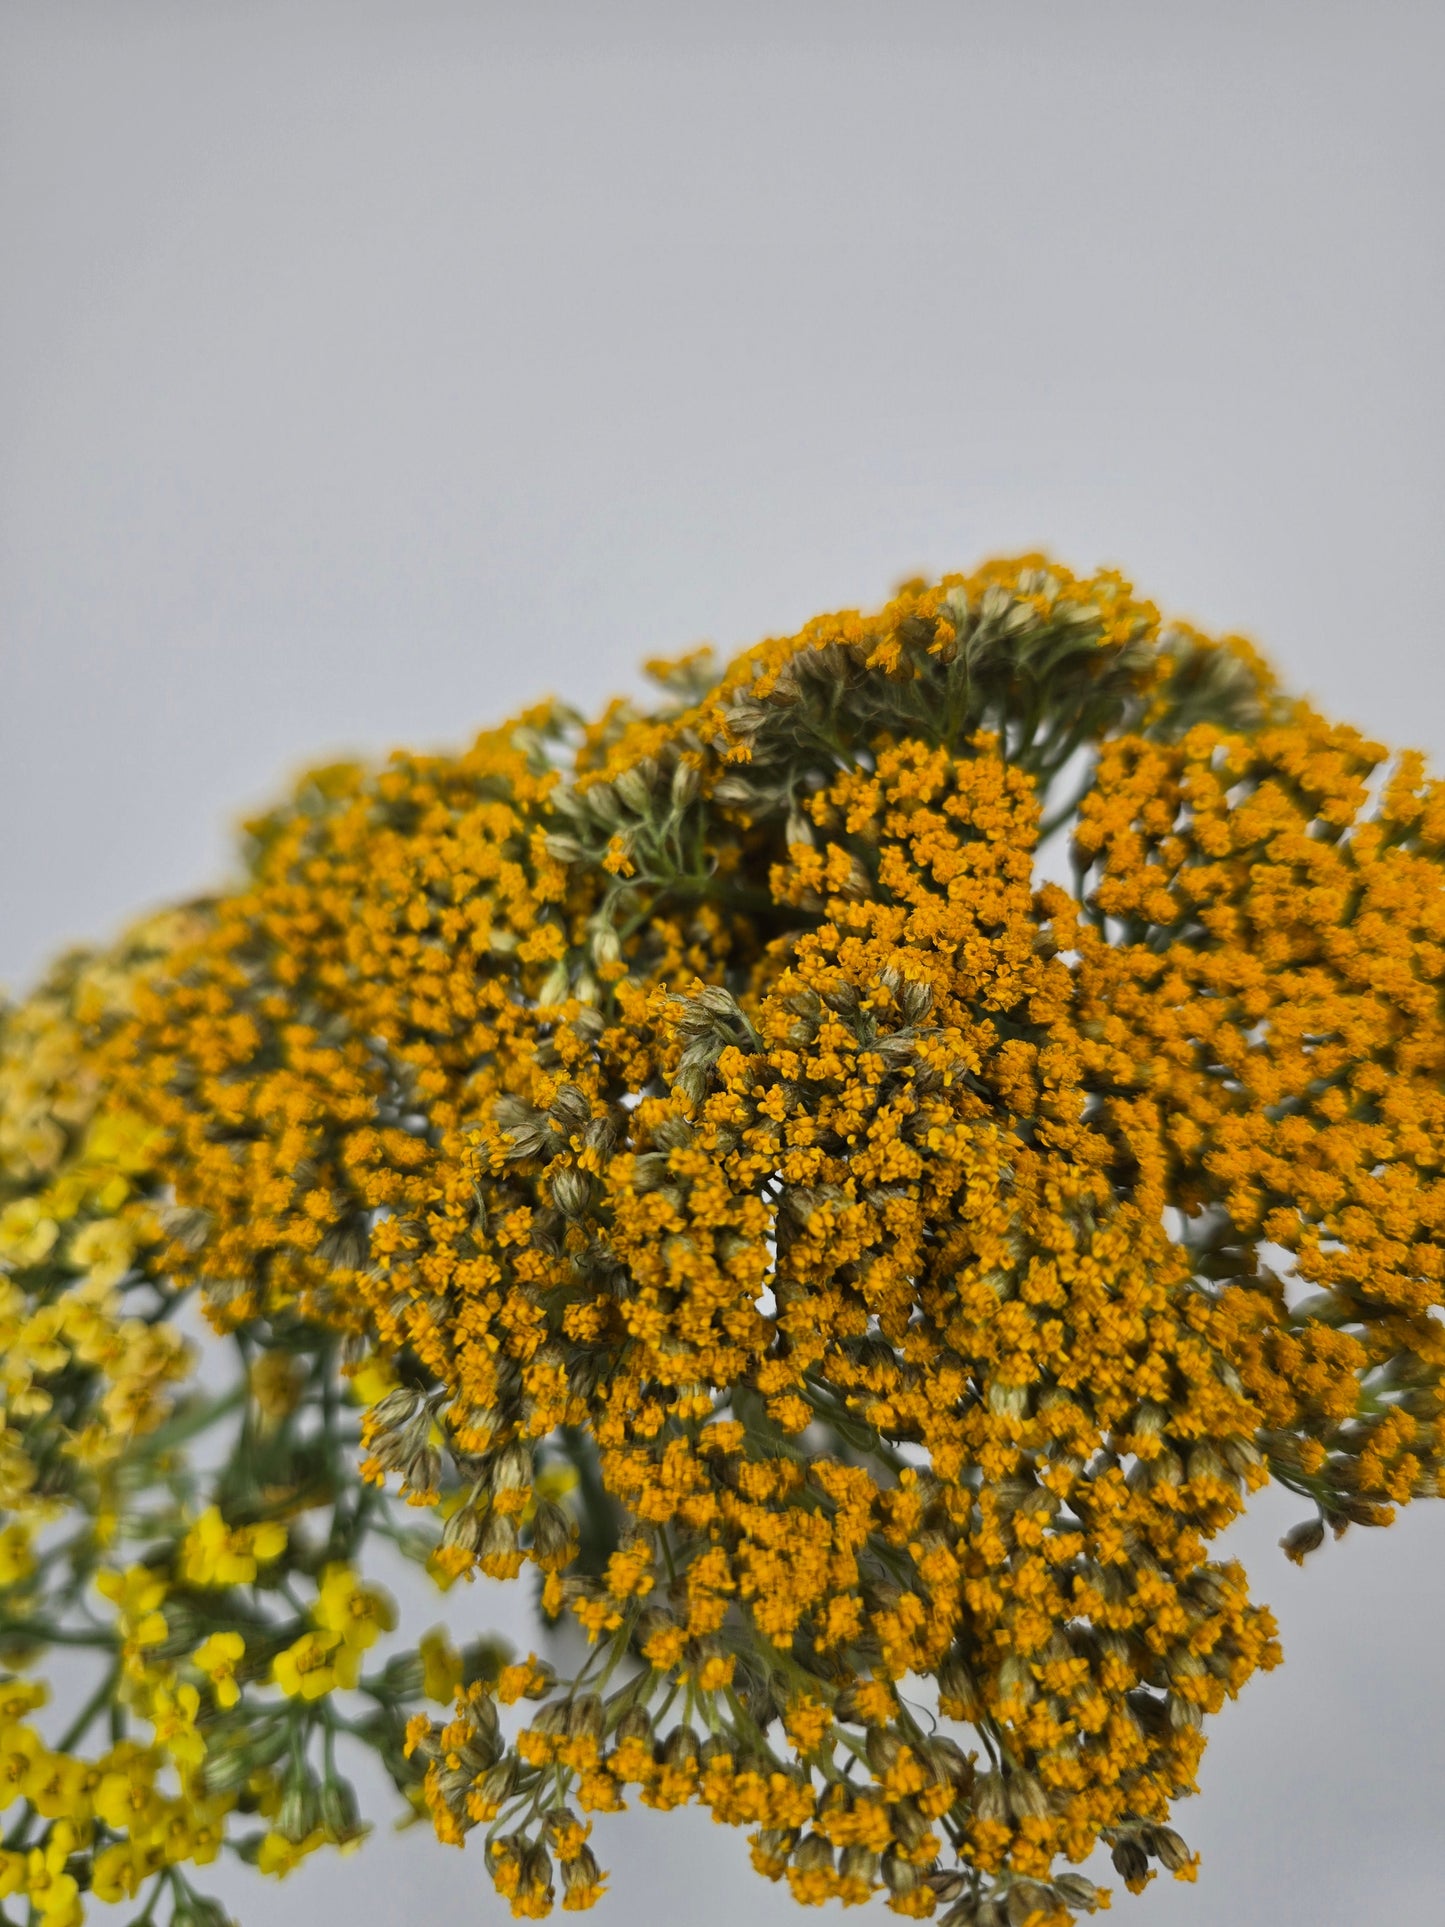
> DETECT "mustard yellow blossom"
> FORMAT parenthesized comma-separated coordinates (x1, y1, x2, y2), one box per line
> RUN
(272, 1630, 358, 1700)
(191, 1630, 246, 1709)
(179, 1507, 286, 1588)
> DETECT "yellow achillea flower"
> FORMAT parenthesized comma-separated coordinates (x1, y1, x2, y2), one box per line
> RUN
(95, 1565, 168, 1653)
(419, 1626, 463, 1703)
(313, 1563, 396, 1652)
(0, 1524, 35, 1590)
(257, 1828, 329, 1877)
(191, 1630, 246, 1709)
(272, 1629, 358, 1701)
(179, 1507, 287, 1587)
(12, 555, 1435, 1923)
(0, 915, 432, 1927)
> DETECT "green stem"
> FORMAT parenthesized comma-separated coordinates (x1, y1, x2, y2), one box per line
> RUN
(0, 1618, 117, 1650)
(141, 1381, 248, 1458)
(56, 1659, 121, 1753)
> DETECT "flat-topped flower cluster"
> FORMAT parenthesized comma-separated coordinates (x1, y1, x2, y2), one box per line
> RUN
(3, 558, 1443, 1926)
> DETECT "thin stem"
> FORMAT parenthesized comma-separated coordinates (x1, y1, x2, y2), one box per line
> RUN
(56, 1659, 121, 1754)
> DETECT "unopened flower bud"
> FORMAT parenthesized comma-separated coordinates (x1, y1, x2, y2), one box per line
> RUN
(520, 1842, 553, 1896)
(1168, 1689, 1203, 1732)
(792, 1834, 834, 1876)
(441, 1500, 486, 1558)
(561, 1846, 602, 1897)
(661, 1722, 700, 1771)
(277, 1770, 320, 1844)
(670, 761, 700, 811)
(615, 768, 654, 815)
(550, 1165, 591, 1218)
(1111, 1838, 1150, 1884)
(899, 977, 933, 1024)
(612, 1705, 653, 1746)
(529, 1500, 576, 1569)
(1150, 1826, 1194, 1873)
(370, 1385, 425, 1435)
(973, 1774, 1007, 1824)
(590, 923, 622, 969)
(997, 1655, 1036, 1709)
(890, 1799, 930, 1851)
(755, 1828, 798, 1865)
(200, 1744, 255, 1795)
(1281, 1517, 1326, 1564)
(1054, 1872, 1101, 1910)
(319, 1778, 365, 1844)
(938, 1655, 983, 1721)
(478, 1511, 519, 1570)
(1005, 1770, 1048, 1821)
(170, 1900, 232, 1927)
(477, 1758, 517, 1809)
(938, 1903, 980, 1927)
(1222, 1436, 1263, 1477)
(1008, 1882, 1056, 1926)
(839, 1846, 879, 1886)
(567, 1693, 605, 1742)
(584, 781, 622, 827)
(400, 1442, 442, 1496)
(927, 1872, 968, 1903)
(924, 1735, 975, 1794)
(881, 1849, 918, 1897)
(490, 1440, 533, 1492)
(537, 962, 570, 1008)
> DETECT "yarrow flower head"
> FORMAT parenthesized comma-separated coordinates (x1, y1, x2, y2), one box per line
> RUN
(5, 556, 1445, 1924)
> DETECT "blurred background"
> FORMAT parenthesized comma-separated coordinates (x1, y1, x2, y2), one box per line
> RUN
(2, 2, 1443, 1920)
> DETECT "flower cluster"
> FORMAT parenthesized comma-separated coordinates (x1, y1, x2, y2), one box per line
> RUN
(7, 556, 1444, 1925)
(0, 932, 493, 1927)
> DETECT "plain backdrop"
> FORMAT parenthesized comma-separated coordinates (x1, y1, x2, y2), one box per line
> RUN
(3, 3, 1443, 1922)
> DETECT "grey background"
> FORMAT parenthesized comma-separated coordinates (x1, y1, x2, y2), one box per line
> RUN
(3, 2, 1443, 1920)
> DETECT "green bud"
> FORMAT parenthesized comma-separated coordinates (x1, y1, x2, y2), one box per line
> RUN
(276, 1770, 320, 1844)
(1281, 1517, 1326, 1562)
(520, 1842, 554, 1895)
(169, 1899, 233, 1927)
(319, 1778, 367, 1845)
(614, 768, 654, 815)
(881, 1849, 918, 1897)
(661, 1722, 700, 1770)
(839, 1846, 879, 1886)
(550, 1167, 591, 1218)
(792, 1834, 834, 1876)
(1150, 1826, 1194, 1873)
(889, 1798, 930, 1851)
(530, 1499, 576, 1567)
(928, 1871, 968, 1903)
(612, 1705, 654, 1746)
(973, 1773, 1007, 1824)
(1005, 1770, 1048, 1822)
(1054, 1872, 1101, 1910)
(1006, 1881, 1053, 1926)
(561, 1846, 601, 1896)
(1111, 1838, 1150, 1884)
(670, 761, 700, 810)
(567, 1693, 605, 1742)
